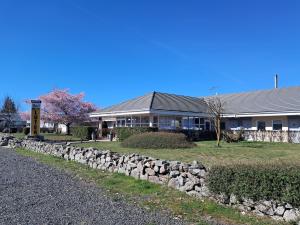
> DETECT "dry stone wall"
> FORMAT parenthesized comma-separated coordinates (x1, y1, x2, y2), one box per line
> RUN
(1, 134, 299, 223)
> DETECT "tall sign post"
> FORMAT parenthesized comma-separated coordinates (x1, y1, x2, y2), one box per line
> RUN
(30, 100, 42, 137)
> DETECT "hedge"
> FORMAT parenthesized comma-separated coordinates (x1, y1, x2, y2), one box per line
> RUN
(121, 132, 196, 149)
(71, 126, 95, 140)
(207, 164, 300, 207)
(180, 130, 216, 141)
(23, 127, 30, 135)
(40, 127, 54, 133)
(114, 127, 158, 141)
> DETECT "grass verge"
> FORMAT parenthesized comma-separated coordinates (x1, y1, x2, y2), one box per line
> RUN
(15, 148, 287, 225)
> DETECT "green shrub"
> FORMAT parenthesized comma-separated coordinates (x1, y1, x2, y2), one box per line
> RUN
(121, 132, 196, 149)
(10, 128, 18, 133)
(207, 164, 300, 207)
(114, 127, 158, 141)
(176, 129, 216, 141)
(101, 128, 112, 137)
(17, 127, 23, 133)
(23, 127, 30, 135)
(71, 126, 95, 140)
(40, 127, 50, 133)
(40, 127, 54, 133)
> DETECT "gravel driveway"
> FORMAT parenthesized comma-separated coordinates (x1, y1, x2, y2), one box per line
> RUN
(0, 147, 186, 225)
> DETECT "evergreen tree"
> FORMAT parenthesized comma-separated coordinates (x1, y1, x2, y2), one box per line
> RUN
(1, 96, 17, 114)
(0, 96, 18, 132)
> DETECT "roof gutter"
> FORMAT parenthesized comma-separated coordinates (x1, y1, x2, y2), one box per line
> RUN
(90, 109, 209, 118)
(222, 112, 300, 118)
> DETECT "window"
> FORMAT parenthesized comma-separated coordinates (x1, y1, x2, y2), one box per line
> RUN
(116, 118, 126, 127)
(273, 120, 282, 131)
(153, 116, 158, 127)
(131, 116, 141, 127)
(159, 116, 174, 129)
(182, 117, 205, 130)
(141, 116, 149, 127)
(237, 119, 242, 128)
(288, 117, 300, 131)
(257, 121, 266, 131)
(205, 121, 211, 130)
(200, 118, 205, 124)
(126, 117, 132, 127)
(229, 118, 252, 130)
(220, 122, 226, 130)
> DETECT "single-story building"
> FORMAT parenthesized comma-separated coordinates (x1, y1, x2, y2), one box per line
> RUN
(90, 86, 300, 142)
(219, 86, 300, 132)
(90, 92, 212, 131)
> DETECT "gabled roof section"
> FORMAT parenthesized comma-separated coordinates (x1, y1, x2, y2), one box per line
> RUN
(151, 92, 207, 113)
(92, 91, 208, 116)
(94, 92, 155, 114)
(213, 86, 300, 115)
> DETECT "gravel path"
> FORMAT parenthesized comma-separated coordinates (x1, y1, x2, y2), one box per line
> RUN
(0, 147, 187, 225)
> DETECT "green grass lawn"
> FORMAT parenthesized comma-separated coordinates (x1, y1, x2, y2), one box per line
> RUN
(76, 140, 300, 167)
(8, 132, 300, 167)
(10, 132, 81, 142)
(15, 148, 284, 225)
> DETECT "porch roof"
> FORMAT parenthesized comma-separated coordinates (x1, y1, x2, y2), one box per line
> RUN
(90, 91, 208, 117)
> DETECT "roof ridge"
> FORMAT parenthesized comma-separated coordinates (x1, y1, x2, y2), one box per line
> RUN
(154, 91, 200, 99)
(149, 91, 156, 110)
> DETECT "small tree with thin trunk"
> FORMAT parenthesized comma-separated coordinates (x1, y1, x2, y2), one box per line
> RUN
(39, 89, 96, 135)
(0, 96, 18, 132)
(205, 96, 225, 147)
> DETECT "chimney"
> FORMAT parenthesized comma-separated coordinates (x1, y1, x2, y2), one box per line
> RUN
(274, 74, 279, 89)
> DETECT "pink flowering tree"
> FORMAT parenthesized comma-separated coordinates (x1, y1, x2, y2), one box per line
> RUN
(39, 89, 97, 134)
(20, 111, 31, 121)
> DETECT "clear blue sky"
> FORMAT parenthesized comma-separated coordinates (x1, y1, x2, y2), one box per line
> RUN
(1, 0, 300, 110)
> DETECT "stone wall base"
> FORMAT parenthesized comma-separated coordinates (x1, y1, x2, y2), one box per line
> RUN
(1, 134, 299, 223)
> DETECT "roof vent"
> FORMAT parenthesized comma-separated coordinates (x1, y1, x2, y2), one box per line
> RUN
(274, 74, 279, 89)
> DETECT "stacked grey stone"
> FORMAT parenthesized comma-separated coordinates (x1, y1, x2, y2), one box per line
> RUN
(219, 195, 300, 222)
(0, 135, 14, 146)
(7, 138, 208, 191)
(2, 134, 299, 223)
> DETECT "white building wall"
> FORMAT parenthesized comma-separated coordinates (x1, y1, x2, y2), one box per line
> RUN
(58, 124, 67, 133)
(250, 116, 289, 131)
(224, 116, 289, 131)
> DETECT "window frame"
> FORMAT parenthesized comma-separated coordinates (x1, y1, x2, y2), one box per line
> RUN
(257, 121, 266, 131)
(272, 120, 283, 131)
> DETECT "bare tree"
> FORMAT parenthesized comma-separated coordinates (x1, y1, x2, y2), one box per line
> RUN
(0, 96, 18, 132)
(205, 96, 225, 147)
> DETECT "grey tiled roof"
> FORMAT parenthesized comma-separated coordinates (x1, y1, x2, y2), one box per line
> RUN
(215, 86, 300, 115)
(93, 86, 300, 116)
(96, 92, 154, 113)
(94, 92, 207, 114)
(151, 92, 207, 113)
